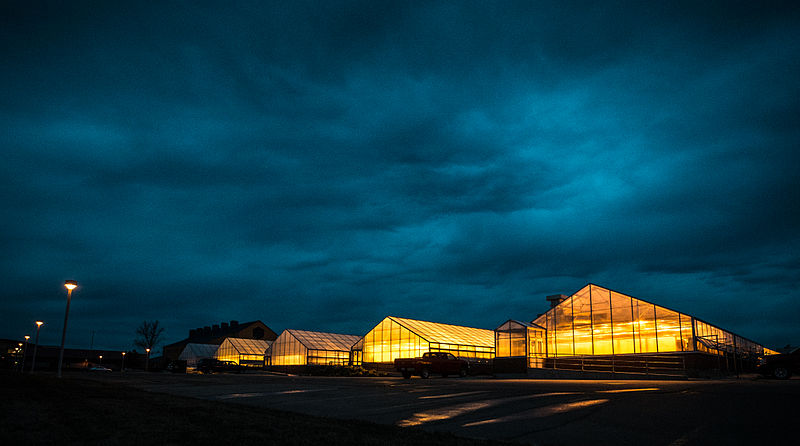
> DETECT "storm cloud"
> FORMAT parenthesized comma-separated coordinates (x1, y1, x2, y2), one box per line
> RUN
(2, 1, 799, 351)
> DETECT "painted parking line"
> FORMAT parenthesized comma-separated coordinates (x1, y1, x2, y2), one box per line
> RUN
(596, 387, 660, 393)
(213, 388, 332, 399)
(397, 392, 577, 427)
(462, 398, 609, 427)
(418, 391, 489, 399)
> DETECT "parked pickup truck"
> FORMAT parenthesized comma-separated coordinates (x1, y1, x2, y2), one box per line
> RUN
(758, 347, 800, 379)
(395, 352, 470, 379)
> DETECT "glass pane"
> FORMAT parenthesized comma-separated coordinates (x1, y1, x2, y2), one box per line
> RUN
(496, 331, 510, 357)
(510, 329, 526, 356)
(655, 307, 682, 352)
(546, 312, 555, 357)
(555, 297, 574, 356)
(591, 286, 612, 355)
(572, 287, 593, 355)
(527, 327, 546, 367)
(634, 301, 657, 353)
(611, 291, 635, 354)
(680, 314, 693, 351)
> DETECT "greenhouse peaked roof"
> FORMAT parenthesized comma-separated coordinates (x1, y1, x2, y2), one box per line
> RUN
(288, 329, 362, 351)
(178, 343, 217, 360)
(390, 317, 494, 347)
(224, 337, 272, 355)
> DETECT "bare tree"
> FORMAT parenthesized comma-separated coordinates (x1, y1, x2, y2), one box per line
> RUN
(134, 320, 165, 353)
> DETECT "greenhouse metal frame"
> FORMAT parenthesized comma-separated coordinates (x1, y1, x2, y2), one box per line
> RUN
(268, 329, 362, 366)
(214, 337, 272, 367)
(362, 316, 495, 365)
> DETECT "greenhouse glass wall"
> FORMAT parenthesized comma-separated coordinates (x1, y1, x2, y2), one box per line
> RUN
(522, 284, 775, 367)
(350, 337, 363, 366)
(495, 320, 546, 368)
(214, 337, 272, 367)
(178, 343, 217, 371)
(268, 329, 361, 366)
(362, 316, 495, 364)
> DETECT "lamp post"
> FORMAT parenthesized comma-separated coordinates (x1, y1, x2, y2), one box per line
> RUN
(99, 355, 103, 366)
(21, 335, 30, 372)
(121, 352, 126, 372)
(57, 280, 78, 378)
(31, 321, 43, 373)
(145, 348, 150, 372)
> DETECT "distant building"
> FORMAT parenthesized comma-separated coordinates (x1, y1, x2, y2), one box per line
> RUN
(162, 320, 278, 362)
(1, 339, 137, 372)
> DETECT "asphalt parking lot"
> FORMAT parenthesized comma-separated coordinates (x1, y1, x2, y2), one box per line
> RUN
(88, 372, 798, 446)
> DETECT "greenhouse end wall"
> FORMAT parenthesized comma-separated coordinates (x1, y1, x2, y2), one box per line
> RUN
(214, 338, 270, 367)
(269, 331, 309, 366)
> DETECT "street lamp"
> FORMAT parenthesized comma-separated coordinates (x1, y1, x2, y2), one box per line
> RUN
(145, 348, 151, 372)
(31, 321, 43, 373)
(99, 355, 103, 365)
(21, 335, 30, 372)
(121, 352, 126, 372)
(57, 280, 78, 378)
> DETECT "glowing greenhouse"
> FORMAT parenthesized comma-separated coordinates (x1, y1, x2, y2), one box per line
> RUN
(361, 316, 495, 366)
(495, 284, 777, 376)
(267, 329, 361, 366)
(214, 337, 272, 367)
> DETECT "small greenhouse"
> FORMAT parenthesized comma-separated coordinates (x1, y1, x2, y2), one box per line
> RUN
(214, 337, 272, 367)
(268, 329, 362, 366)
(178, 343, 218, 371)
(495, 320, 546, 368)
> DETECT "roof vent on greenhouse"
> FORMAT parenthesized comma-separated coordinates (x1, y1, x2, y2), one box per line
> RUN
(546, 294, 568, 308)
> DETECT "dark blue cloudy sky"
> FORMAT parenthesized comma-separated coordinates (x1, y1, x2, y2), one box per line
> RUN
(2, 1, 799, 352)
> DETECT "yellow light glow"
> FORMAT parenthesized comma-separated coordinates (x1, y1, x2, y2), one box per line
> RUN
(36, 321, 44, 327)
(363, 316, 494, 363)
(533, 284, 773, 361)
(24, 335, 30, 340)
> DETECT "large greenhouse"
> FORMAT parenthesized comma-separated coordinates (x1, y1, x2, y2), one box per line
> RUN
(214, 337, 272, 367)
(361, 316, 495, 366)
(267, 329, 362, 366)
(495, 284, 777, 375)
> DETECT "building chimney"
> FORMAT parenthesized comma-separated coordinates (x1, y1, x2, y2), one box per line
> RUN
(203, 326, 211, 336)
(221, 322, 229, 330)
(188, 329, 196, 338)
(546, 294, 568, 308)
(211, 324, 220, 334)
